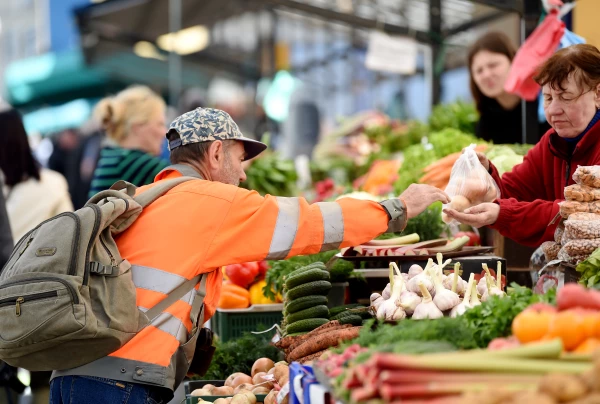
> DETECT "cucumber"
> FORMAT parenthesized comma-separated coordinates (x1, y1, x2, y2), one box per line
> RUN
(286, 305, 330, 325)
(338, 314, 363, 326)
(285, 268, 330, 289)
(287, 280, 332, 300)
(286, 318, 330, 334)
(330, 310, 358, 321)
(329, 304, 364, 317)
(292, 262, 326, 274)
(285, 295, 328, 314)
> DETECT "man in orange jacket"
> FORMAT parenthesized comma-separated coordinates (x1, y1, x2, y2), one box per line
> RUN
(50, 108, 449, 404)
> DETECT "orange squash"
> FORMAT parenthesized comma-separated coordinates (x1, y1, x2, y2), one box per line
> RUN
(547, 310, 587, 351)
(222, 282, 251, 301)
(512, 308, 555, 344)
(218, 290, 250, 309)
(574, 337, 600, 354)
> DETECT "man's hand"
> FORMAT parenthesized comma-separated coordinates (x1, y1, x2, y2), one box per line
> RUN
(400, 184, 450, 219)
(443, 202, 500, 228)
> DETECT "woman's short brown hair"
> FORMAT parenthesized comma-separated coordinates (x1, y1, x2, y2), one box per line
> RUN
(534, 44, 600, 95)
(468, 32, 517, 111)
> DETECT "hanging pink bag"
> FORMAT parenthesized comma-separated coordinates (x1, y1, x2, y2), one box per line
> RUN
(504, 10, 565, 101)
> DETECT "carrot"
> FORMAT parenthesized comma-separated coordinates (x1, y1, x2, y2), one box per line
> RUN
(419, 170, 450, 184)
(297, 349, 328, 364)
(288, 327, 361, 362)
(285, 322, 352, 353)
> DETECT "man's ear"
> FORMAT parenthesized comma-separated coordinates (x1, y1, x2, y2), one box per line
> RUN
(207, 140, 224, 169)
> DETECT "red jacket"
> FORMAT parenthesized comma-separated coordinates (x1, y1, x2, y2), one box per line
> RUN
(489, 120, 600, 247)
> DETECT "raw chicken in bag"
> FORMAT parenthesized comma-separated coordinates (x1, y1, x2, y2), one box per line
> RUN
(441, 144, 500, 224)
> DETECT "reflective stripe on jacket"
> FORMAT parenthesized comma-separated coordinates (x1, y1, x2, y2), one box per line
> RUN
(53, 164, 398, 391)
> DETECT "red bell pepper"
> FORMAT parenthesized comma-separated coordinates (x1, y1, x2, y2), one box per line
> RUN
(225, 263, 259, 288)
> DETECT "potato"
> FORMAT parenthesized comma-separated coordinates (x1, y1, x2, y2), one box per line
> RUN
(241, 391, 257, 404)
(226, 398, 233, 404)
(226, 373, 248, 387)
(202, 384, 216, 393)
(231, 394, 251, 404)
(252, 358, 275, 377)
(264, 390, 277, 404)
(449, 195, 471, 212)
(214, 399, 230, 404)
(252, 387, 271, 395)
(267, 367, 277, 375)
(278, 375, 289, 387)
(252, 372, 274, 389)
(272, 364, 289, 385)
(234, 384, 255, 395)
(191, 388, 213, 397)
(212, 386, 235, 396)
(538, 373, 588, 402)
(275, 361, 288, 366)
(568, 393, 600, 404)
(232, 375, 253, 389)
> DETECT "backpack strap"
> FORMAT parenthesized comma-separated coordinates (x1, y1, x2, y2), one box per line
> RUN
(141, 272, 210, 330)
(133, 165, 204, 208)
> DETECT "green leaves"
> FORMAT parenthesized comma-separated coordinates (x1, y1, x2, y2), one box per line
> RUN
(462, 283, 556, 348)
(577, 248, 600, 288)
(242, 152, 298, 196)
(197, 332, 281, 381)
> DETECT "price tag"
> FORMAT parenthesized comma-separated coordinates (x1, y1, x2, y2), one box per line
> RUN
(365, 31, 418, 74)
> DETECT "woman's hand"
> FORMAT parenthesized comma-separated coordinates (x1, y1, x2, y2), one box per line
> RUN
(475, 152, 490, 171)
(443, 202, 500, 228)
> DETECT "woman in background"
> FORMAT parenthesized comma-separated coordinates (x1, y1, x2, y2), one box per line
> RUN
(0, 108, 73, 241)
(88, 85, 169, 197)
(468, 31, 550, 144)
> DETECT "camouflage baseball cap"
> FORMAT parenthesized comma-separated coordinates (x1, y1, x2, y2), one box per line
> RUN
(167, 107, 267, 161)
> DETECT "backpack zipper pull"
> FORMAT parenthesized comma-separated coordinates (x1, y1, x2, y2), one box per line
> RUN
(15, 297, 24, 316)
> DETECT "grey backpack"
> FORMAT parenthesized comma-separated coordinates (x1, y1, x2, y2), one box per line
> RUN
(0, 177, 200, 371)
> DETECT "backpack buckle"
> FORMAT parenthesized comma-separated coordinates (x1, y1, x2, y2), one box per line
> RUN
(89, 261, 118, 276)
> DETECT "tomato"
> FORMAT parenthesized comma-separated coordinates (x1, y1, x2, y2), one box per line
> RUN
(454, 231, 481, 247)
(225, 263, 259, 288)
(257, 260, 270, 277)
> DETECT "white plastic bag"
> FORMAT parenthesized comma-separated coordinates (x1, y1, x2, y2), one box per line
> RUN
(442, 144, 500, 224)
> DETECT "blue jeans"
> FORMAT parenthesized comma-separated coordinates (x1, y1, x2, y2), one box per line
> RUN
(49, 376, 171, 404)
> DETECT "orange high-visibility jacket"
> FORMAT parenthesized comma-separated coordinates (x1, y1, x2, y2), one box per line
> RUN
(53, 165, 406, 392)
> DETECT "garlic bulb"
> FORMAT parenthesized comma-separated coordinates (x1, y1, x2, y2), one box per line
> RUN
(442, 263, 465, 295)
(470, 281, 482, 307)
(401, 273, 409, 283)
(408, 264, 423, 279)
(449, 273, 475, 318)
(488, 262, 506, 298)
(382, 283, 391, 299)
(477, 277, 488, 296)
(370, 293, 384, 310)
(398, 290, 421, 315)
(412, 282, 443, 320)
(407, 259, 435, 297)
(376, 263, 406, 321)
(431, 267, 460, 312)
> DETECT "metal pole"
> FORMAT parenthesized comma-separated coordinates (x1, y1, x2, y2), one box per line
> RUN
(430, 0, 442, 106)
(169, 0, 182, 109)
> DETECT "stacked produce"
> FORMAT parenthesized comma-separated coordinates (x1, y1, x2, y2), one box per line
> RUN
(281, 262, 332, 336)
(191, 359, 290, 404)
(369, 255, 505, 321)
(219, 261, 278, 309)
(510, 283, 600, 353)
(275, 320, 361, 364)
(545, 166, 600, 264)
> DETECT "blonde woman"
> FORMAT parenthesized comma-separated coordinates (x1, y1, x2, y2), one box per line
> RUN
(88, 86, 169, 197)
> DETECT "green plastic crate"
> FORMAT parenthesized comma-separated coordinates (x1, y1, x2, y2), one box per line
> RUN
(211, 304, 283, 342)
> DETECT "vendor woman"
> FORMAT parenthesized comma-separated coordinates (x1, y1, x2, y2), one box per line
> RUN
(469, 31, 550, 144)
(444, 44, 600, 247)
